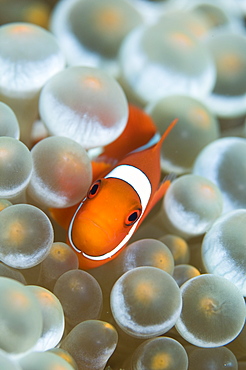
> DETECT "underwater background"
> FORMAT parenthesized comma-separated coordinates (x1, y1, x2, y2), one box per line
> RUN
(0, 0, 246, 369)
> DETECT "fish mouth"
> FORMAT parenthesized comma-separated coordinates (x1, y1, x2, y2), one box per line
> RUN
(68, 215, 111, 256)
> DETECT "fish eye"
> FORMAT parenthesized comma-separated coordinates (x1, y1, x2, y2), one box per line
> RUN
(125, 209, 142, 226)
(87, 180, 101, 199)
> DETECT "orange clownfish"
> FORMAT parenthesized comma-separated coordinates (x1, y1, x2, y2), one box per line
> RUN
(67, 116, 178, 270)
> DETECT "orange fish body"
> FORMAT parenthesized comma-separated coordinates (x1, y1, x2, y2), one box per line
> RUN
(68, 118, 177, 269)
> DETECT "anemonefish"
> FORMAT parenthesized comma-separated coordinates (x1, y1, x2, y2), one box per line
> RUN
(50, 105, 177, 269)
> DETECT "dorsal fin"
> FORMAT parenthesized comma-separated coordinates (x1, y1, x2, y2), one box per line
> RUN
(116, 118, 178, 192)
(154, 118, 178, 152)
